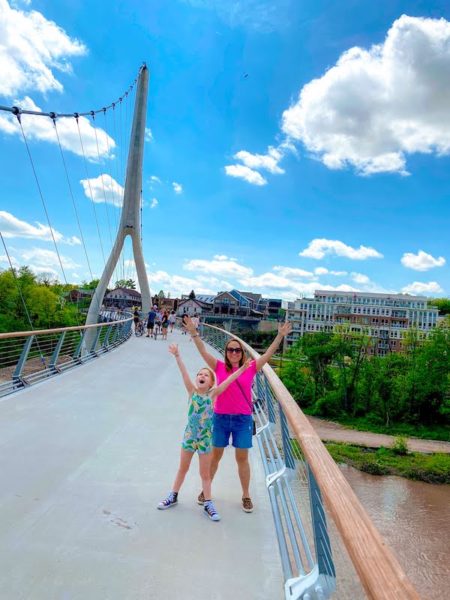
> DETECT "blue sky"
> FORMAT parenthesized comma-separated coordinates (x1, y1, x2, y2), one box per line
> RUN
(0, 0, 449, 301)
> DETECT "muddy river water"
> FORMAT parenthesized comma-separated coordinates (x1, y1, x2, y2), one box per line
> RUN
(340, 466, 450, 599)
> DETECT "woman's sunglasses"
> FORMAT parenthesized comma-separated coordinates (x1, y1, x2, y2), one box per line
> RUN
(227, 347, 243, 354)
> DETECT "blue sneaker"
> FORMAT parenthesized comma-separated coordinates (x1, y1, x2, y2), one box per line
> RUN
(157, 491, 178, 510)
(204, 500, 220, 521)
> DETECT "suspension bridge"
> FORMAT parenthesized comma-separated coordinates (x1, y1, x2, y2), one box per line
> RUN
(0, 65, 422, 599)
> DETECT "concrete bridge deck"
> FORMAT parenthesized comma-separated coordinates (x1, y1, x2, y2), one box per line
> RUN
(0, 330, 282, 600)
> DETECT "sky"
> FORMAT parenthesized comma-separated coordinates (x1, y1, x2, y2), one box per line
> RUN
(0, 0, 449, 302)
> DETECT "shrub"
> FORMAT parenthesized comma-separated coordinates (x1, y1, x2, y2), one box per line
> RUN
(391, 435, 409, 455)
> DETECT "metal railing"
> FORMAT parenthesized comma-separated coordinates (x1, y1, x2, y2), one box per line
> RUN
(0, 317, 133, 398)
(200, 323, 419, 600)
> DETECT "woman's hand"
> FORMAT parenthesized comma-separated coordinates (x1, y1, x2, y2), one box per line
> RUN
(242, 358, 253, 370)
(278, 321, 292, 337)
(182, 316, 197, 335)
(168, 344, 179, 357)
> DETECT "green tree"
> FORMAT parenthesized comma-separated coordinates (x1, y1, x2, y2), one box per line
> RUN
(429, 298, 450, 315)
(115, 278, 136, 289)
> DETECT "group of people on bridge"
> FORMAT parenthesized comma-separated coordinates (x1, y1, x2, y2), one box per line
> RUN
(157, 315, 292, 522)
(133, 306, 177, 339)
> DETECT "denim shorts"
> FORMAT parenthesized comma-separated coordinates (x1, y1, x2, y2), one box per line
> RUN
(212, 413, 253, 449)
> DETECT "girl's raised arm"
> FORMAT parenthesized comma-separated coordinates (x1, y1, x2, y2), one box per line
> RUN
(211, 358, 253, 398)
(168, 344, 195, 395)
(255, 321, 292, 371)
(183, 316, 217, 370)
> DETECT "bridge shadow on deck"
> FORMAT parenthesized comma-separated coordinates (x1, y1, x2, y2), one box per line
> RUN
(0, 330, 282, 600)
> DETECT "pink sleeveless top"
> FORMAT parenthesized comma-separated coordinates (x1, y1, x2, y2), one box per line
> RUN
(214, 360, 257, 415)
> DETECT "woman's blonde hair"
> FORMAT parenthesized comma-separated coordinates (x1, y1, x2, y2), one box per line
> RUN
(224, 339, 246, 372)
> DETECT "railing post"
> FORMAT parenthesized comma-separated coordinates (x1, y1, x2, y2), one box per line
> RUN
(264, 378, 277, 424)
(279, 407, 296, 470)
(13, 335, 34, 385)
(102, 325, 113, 350)
(90, 327, 103, 355)
(73, 331, 86, 362)
(49, 332, 66, 373)
(307, 464, 336, 593)
(112, 323, 122, 345)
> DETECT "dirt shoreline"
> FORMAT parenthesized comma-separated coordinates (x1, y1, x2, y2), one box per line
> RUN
(308, 416, 450, 454)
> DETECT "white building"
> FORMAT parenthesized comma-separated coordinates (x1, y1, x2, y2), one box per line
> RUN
(286, 290, 439, 355)
(176, 298, 212, 317)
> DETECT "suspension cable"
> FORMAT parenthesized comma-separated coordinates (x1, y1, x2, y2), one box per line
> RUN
(75, 117, 106, 266)
(0, 232, 35, 332)
(14, 112, 68, 285)
(52, 118, 94, 282)
(0, 64, 144, 120)
(102, 109, 120, 234)
(0, 231, 47, 364)
(91, 112, 113, 248)
(102, 109, 121, 287)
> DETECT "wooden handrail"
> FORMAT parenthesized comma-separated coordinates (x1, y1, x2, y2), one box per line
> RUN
(202, 323, 419, 600)
(0, 317, 132, 340)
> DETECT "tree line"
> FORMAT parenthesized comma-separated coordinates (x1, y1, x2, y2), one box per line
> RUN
(0, 267, 104, 333)
(280, 325, 450, 429)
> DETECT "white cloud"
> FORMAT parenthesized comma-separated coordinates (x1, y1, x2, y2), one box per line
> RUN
(0, 210, 81, 245)
(66, 236, 81, 246)
(0, 97, 115, 160)
(224, 164, 267, 186)
(150, 175, 161, 184)
(299, 239, 383, 260)
(351, 272, 371, 284)
(402, 281, 443, 295)
(314, 267, 347, 276)
(282, 15, 450, 175)
(172, 182, 183, 194)
(147, 270, 217, 297)
(145, 128, 153, 142)
(234, 146, 285, 174)
(80, 174, 124, 207)
(21, 247, 80, 270)
(150, 198, 158, 209)
(184, 257, 253, 278)
(273, 266, 315, 278)
(0, 0, 86, 97)
(0, 253, 19, 267)
(401, 250, 446, 271)
(238, 271, 358, 297)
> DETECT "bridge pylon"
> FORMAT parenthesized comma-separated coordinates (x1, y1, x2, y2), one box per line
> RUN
(85, 64, 151, 337)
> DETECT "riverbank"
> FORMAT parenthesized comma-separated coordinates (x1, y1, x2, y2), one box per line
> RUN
(308, 415, 450, 454)
(317, 414, 449, 442)
(325, 442, 450, 484)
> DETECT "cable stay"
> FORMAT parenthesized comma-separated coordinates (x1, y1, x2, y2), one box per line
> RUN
(0, 64, 144, 121)
(0, 232, 47, 367)
(14, 113, 69, 286)
(91, 113, 114, 251)
(52, 118, 94, 282)
(75, 117, 107, 267)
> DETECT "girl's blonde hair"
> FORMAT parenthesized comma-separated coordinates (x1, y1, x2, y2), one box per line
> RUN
(197, 366, 216, 389)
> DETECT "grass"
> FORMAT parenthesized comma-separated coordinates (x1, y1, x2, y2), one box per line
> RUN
(325, 442, 450, 484)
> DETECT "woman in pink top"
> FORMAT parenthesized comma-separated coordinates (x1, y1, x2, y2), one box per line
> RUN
(184, 316, 292, 513)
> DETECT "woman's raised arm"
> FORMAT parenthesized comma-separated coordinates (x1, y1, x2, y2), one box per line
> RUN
(255, 321, 292, 371)
(183, 316, 218, 370)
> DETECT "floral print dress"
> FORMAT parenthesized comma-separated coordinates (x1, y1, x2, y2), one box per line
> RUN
(181, 391, 213, 453)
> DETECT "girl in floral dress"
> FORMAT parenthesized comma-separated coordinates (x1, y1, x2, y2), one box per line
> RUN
(157, 343, 252, 521)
